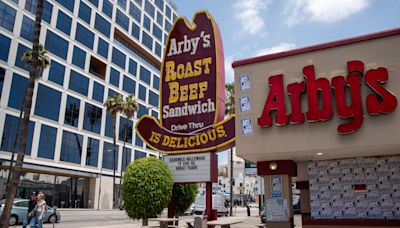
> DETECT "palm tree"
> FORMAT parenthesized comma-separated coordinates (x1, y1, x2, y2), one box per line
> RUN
(0, 0, 48, 226)
(104, 93, 125, 208)
(225, 82, 235, 216)
(118, 94, 138, 207)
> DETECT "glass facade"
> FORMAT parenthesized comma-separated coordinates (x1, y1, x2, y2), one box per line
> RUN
(0, 0, 178, 209)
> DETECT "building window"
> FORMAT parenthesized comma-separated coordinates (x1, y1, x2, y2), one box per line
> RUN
(128, 59, 137, 76)
(102, 0, 113, 18)
(56, 10, 72, 35)
(129, 2, 141, 23)
(26, 0, 52, 23)
(134, 150, 146, 160)
(137, 104, 147, 119)
(173, 13, 177, 22)
(112, 47, 126, 69)
(88, 0, 98, 7)
(144, 0, 155, 18)
(116, 9, 129, 32)
(0, 34, 11, 62)
(94, 14, 111, 37)
(143, 15, 151, 31)
(109, 67, 120, 87)
(134, 0, 142, 6)
(78, 1, 91, 24)
(15, 44, 30, 71)
(102, 142, 119, 170)
(141, 31, 153, 51)
(92, 81, 104, 103)
(156, 11, 163, 26)
(138, 84, 146, 102)
(89, 56, 106, 80)
(165, 5, 171, 19)
(48, 60, 65, 86)
(135, 134, 143, 147)
(45, 30, 68, 59)
(64, 95, 80, 127)
(117, 0, 127, 10)
(0, 1, 16, 32)
(122, 148, 131, 171)
(131, 22, 140, 40)
(20, 16, 34, 42)
(56, 0, 74, 12)
(165, 20, 171, 33)
(155, 42, 161, 57)
(104, 112, 113, 138)
(38, 124, 57, 159)
(149, 91, 158, 107)
(119, 117, 133, 143)
(151, 110, 158, 118)
(60, 130, 83, 164)
(152, 75, 159, 90)
(83, 103, 102, 134)
(0, 67, 4, 100)
(0, 114, 35, 155)
(139, 66, 151, 85)
(8, 73, 28, 110)
(35, 84, 62, 121)
(108, 89, 117, 98)
(154, 0, 163, 11)
(72, 46, 86, 70)
(86, 138, 99, 167)
(75, 23, 94, 49)
(152, 24, 162, 41)
(97, 37, 109, 59)
(122, 75, 135, 94)
(69, 70, 89, 96)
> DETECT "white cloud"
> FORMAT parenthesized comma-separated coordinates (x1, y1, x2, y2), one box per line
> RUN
(254, 42, 296, 56)
(233, 0, 269, 35)
(284, 0, 371, 26)
(224, 56, 234, 83)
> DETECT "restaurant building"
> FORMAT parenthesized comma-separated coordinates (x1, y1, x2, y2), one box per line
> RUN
(232, 28, 400, 227)
(0, 0, 177, 209)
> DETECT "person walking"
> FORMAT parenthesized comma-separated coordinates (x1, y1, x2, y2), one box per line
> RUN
(22, 192, 37, 228)
(35, 193, 46, 228)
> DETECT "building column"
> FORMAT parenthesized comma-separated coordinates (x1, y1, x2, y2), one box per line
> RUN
(257, 160, 297, 228)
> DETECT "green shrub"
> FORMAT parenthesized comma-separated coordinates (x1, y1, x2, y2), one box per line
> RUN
(173, 184, 198, 216)
(122, 157, 173, 220)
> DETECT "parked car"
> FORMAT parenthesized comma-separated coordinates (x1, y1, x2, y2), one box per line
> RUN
(193, 194, 229, 217)
(0, 198, 61, 226)
(184, 203, 195, 215)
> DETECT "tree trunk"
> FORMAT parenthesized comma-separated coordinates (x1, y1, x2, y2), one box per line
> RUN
(142, 218, 148, 226)
(112, 116, 117, 209)
(119, 120, 128, 207)
(0, 0, 44, 227)
(229, 147, 233, 216)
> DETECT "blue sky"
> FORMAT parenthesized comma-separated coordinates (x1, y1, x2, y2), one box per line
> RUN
(172, 0, 400, 164)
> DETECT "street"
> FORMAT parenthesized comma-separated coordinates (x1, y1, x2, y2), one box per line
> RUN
(13, 207, 302, 228)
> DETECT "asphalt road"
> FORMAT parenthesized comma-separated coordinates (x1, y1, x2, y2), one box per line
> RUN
(14, 207, 301, 228)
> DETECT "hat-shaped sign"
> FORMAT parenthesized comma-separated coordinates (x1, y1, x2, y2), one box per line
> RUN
(135, 11, 235, 154)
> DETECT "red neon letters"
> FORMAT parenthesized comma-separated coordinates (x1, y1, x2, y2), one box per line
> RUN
(257, 60, 398, 134)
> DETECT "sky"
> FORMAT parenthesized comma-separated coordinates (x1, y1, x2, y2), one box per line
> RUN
(171, 0, 400, 165)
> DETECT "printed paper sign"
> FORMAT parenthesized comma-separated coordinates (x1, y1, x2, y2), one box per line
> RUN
(239, 74, 250, 91)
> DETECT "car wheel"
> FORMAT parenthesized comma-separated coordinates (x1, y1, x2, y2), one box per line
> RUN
(48, 214, 57, 224)
(9, 215, 17, 226)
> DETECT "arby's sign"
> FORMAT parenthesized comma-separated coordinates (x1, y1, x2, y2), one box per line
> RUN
(136, 11, 235, 154)
(258, 60, 398, 134)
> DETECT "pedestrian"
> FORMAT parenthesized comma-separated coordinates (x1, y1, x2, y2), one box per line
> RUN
(22, 192, 37, 228)
(35, 192, 47, 228)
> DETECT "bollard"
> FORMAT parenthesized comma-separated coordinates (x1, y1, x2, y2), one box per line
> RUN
(194, 216, 202, 228)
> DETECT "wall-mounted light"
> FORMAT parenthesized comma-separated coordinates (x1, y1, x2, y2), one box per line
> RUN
(269, 162, 278, 170)
(316, 152, 324, 156)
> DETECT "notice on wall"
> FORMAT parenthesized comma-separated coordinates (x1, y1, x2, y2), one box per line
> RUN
(266, 198, 289, 222)
(163, 153, 214, 183)
(271, 175, 283, 198)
